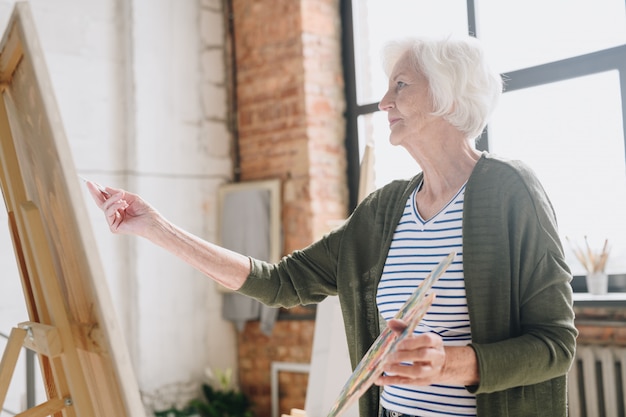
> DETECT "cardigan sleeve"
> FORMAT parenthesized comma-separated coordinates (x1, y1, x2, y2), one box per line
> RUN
(236, 229, 343, 307)
(470, 250, 577, 393)
(464, 156, 577, 394)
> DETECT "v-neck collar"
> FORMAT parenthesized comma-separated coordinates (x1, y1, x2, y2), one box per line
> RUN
(410, 179, 467, 226)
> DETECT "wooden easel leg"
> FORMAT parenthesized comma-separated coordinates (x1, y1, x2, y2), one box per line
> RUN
(0, 327, 27, 410)
(16, 397, 66, 417)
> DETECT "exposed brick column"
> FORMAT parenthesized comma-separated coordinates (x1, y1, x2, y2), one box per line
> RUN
(230, 1, 346, 416)
(232, 0, 346, 252)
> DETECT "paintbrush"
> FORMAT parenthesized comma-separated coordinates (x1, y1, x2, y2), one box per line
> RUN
(566, 236, 610, 273)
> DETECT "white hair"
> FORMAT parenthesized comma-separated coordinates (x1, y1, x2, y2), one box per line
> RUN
(383, 36, 503, 140)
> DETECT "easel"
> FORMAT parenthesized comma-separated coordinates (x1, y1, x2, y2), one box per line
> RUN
(0, 3, 144, 416)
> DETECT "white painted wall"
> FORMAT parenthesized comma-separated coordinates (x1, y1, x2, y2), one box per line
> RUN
(0, 0, 236, 414)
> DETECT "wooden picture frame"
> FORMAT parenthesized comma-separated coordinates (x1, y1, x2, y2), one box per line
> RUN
(0, 3, 144, 416)
(216, 179, 282, 292)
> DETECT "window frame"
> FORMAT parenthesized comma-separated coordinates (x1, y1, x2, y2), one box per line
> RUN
(499, 44, 626, 157)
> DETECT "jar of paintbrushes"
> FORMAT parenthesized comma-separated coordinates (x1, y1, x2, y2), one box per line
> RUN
(567, 237, 611, 295)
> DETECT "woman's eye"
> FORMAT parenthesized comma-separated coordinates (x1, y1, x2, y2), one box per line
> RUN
(396, 81, 407, 90)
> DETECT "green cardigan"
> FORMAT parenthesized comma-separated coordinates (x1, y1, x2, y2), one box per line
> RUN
(238, 153, 578, 417)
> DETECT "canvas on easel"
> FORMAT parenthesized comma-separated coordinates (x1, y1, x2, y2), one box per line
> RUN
(0, 2, 144, 416)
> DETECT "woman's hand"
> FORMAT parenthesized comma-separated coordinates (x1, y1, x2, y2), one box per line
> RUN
(375, 319, 479, 387)
(375, 319, 446, 386)
(85, 181, 157, 237)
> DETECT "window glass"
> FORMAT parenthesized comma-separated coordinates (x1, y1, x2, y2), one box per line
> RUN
(358, 112, 420, 189)
(488, 71, 626, 275)
(475, 0, 626, 73)
(353, 0, 468, 105)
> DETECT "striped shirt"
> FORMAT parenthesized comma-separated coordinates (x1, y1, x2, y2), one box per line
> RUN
(376, 182, 477, 417)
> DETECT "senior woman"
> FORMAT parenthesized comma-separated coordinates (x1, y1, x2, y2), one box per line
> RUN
(88, 36, 577, 417)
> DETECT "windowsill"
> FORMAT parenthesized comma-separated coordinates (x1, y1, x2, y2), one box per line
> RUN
(573, 291, 626, 307)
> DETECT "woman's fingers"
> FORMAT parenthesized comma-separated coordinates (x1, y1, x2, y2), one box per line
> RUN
(106, 199, 129, 231)
(87, 184, 129, 231)
(85, 181, 108, 206)
(85, 180, 121, 230)
(387, 318, 408, 334)
(375, 332, 445, 386)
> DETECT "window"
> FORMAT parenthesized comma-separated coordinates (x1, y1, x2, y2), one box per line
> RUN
(342, 0, 626, 275)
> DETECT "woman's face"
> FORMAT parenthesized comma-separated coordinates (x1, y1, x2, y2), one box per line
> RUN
(379, 52, 438, 148)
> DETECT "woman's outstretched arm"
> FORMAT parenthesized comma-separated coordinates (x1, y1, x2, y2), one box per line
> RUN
(86, 181, 250, 290)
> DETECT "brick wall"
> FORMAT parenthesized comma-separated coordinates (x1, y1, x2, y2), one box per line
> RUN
(574, 306, 626, 346)
(238, 320, 315, 416)
(229, 0, 346, 416)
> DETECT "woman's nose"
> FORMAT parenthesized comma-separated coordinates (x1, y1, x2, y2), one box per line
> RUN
(378, 91, 393, 111)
